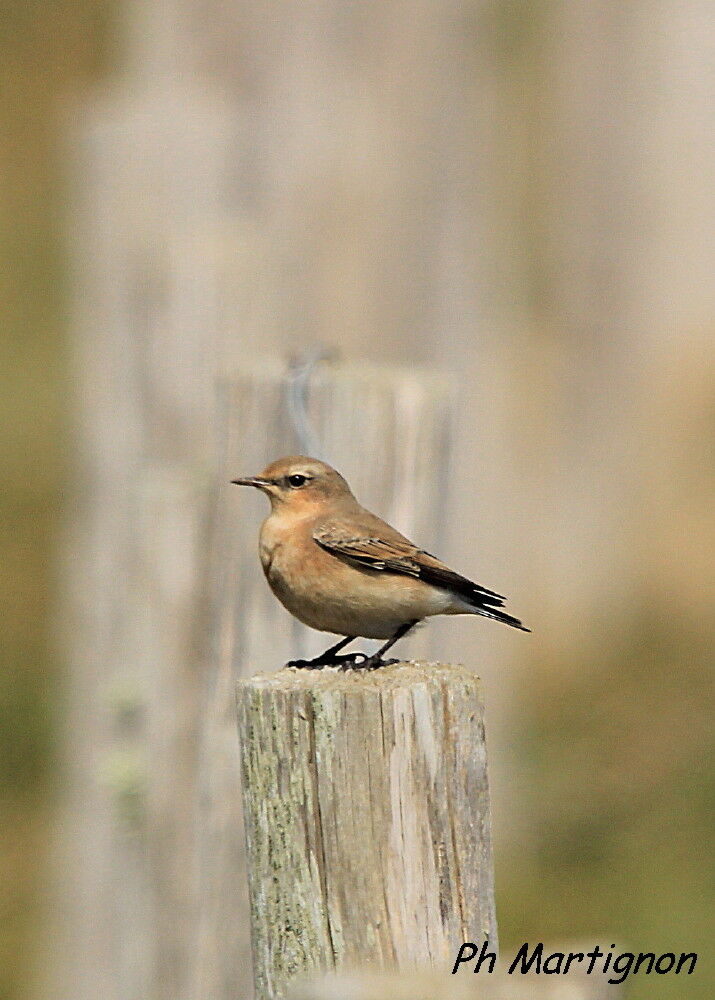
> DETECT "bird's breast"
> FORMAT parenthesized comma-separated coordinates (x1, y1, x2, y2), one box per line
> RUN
(258, 521, 285, 584)
(259, 519, 322, 620)
(258, 514, 310, 590)
(257, 513, 449, 639)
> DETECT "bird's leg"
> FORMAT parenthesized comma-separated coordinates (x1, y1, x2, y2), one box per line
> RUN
(357, 620, 421, 671)
(287, 635, 365, 670)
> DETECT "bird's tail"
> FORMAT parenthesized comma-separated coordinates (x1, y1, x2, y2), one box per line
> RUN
(471, 602, 530, 632)
(417, 560, 530, 632)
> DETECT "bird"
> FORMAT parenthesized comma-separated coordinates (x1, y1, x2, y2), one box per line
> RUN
(232, 456, 529, 669)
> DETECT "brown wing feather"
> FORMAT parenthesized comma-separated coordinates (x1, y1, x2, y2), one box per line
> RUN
(313, 526, 420, 574)
(313, 516, 506, 605)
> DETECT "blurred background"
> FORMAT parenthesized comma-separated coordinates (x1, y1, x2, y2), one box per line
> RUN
(1, 2, 713, 999)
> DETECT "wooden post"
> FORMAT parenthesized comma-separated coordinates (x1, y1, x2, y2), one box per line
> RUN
(287, 967, 622, 1000)
(288, 969, 476, 1000)
(236, 661, 497, 1000)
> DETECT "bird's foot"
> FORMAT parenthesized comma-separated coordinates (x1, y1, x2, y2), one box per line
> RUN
(285, 656, 326, 670)
(331, 652, 370, 668)
(287, 652, 400, 671)
(286, 651, 368, 670)
(345, 654, 399, 672)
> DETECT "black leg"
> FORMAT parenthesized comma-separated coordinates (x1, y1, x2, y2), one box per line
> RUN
(287, 635, 362, 670)
(358, 620, 421, 671)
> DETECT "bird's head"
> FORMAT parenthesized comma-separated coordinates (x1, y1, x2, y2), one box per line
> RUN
(232, 456, 355, 512)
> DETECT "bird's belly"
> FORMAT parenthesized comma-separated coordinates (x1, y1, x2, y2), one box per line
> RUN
(263, 544, 448, 639)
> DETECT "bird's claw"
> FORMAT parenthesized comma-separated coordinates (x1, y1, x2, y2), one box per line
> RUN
(340, 654, 399, 672)
(286, 651, 370, 670)
(286, 652, 399, 671)
(286, 657, 325, 670)
(332, 652, 369, 668)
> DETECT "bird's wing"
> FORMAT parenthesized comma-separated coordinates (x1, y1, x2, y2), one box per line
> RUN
(313, 515, 506, 606)
(314, 524, 421, 575)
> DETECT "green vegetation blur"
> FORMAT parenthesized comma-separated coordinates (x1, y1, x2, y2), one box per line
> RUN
(0, 4, 114, 997)
(499, 609, 714, 998)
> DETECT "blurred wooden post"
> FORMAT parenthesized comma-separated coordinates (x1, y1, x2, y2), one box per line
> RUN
(236, 661, 497, 1000)
(194, 363, 456, 999)
(212, 361, 456, 673)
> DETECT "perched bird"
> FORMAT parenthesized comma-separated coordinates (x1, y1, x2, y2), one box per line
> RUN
(232, 456, 528, 669)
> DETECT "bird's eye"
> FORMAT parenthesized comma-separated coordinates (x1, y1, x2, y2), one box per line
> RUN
(287, 474, 309, 488)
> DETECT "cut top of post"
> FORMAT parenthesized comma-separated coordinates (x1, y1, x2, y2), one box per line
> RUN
(239, 659, 479, 695)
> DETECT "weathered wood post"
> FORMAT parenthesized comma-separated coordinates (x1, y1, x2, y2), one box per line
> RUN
(236, 661, 497, 1000)
(287, 967, 623, 1000)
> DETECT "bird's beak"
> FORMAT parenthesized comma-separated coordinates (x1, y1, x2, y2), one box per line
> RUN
(231, 476, 272, 492)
